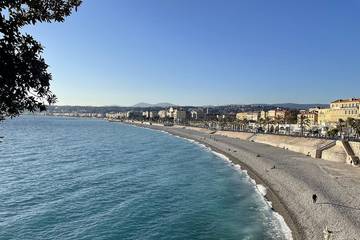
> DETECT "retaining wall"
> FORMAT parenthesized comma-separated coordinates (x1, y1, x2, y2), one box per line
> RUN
(349, 142, 360, 158)
(250, 134, 333, 158)
(179, 125, 359, 164)
(214, 131, 254, 140)
(321, 141, 347, 163)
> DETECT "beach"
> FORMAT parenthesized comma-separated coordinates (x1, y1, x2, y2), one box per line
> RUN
(130, 122, 360, 240)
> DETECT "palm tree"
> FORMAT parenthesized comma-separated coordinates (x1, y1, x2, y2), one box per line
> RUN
(234, 118, 242, 131)
(219, 118, 227, 130)
(336, 118, 345, 137)
(241, 118, 249, 131)
(299, 114, 310, 136)
(257, 118, 265, 133)
(353, 120, 360, 138)
(264, 117, 273, 133)
(274, 115, 284, 133)
(327, 128, 339, 138)
(347, 118, 360, 138)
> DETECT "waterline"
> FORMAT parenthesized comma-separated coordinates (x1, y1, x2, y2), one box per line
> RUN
(126, 123, 293, 240)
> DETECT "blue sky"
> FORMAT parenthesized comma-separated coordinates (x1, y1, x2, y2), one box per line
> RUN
(26, 0, 360, 106)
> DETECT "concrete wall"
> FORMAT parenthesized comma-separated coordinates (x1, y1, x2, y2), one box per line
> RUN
(321, 141, 347, 163)
(178, 125, 359, 164)
(214, 131, 254, 140)
(182, 126, 213, 134)
(250, 134, 333, 158)
(349, 142, 360, 157)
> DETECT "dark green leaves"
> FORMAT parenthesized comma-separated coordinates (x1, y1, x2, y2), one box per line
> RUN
(0, 0, 81, 119)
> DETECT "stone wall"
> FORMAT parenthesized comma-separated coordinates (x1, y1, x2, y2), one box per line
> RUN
(321, 141, 347, 163)
(214, 131, 254, 140)
(349, 142, 360, 157)
(250, 134, 333, 158)
(180, 125, 359, 164)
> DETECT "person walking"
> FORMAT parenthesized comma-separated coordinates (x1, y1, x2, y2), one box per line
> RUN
(323, 226, 333, 240)
(312, 194, 317, 203)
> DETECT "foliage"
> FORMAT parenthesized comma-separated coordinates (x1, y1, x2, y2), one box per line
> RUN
(0, 0, 81, 119)
(336, 118, 345, 135)
(327, 128, 339, 138)
(285, 109, 299, 124)
(347, 118, 360, 137)
(298, 114, 310, 136)
(264, 117, 273, 132)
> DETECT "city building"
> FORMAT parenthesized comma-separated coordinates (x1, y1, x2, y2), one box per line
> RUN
(173, 109, 187, 123)
(126, 111, 143, 119)
(297, 110, 318, 125)
(190, 109, 205, 120)
(142, 111, 159, 119)
(260, 110, 267, 120)
(236, 112, 260, 122)
(106, 112, 127, 119)
(260, 108, 287, 121)
(217, 113, 236, 121)
(167, 107, 175, 118)
(158, 110, 167, 119)
(267, 108, 287, 120)
(318, 98, 360, 125)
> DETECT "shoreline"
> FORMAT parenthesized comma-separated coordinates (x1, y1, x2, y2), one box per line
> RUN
(138, 124, 298, 239)
(167, 130, 295, 239)
(121, 121, 360, 240)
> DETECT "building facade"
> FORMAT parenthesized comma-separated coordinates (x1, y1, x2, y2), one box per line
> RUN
(173, 109, 187, 123)
(142, 111, 159, 119)
(158, 110, 167, 119)
(318, 98, 360, 125)
(297, 110, 318, 125)
(236, 112, 260, 122)
(190, 109, 205, 120)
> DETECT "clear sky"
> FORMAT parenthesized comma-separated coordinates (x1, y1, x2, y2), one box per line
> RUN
(26, 0, 360, 106)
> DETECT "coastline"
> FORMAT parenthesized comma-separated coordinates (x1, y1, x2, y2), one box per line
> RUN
(121, 121, 360, 240)
(168, 131, 295, 240)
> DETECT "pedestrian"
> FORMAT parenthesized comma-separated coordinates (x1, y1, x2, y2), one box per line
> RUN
(323, 226, 333, 240)
(312, 194, 317, 203)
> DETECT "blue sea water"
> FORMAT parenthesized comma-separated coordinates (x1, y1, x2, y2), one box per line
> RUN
(0, 116, 290, 240)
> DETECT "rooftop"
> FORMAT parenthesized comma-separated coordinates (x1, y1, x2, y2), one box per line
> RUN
(331, 98, 360, 103)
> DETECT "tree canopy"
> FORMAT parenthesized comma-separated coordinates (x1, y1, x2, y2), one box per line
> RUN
(0, 0, 81, 119)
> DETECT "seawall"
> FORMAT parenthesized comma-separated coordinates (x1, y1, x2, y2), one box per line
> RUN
(207, 130, 359, 165)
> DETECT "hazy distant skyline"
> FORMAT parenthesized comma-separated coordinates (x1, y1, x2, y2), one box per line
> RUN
(26, 0, 360, 106)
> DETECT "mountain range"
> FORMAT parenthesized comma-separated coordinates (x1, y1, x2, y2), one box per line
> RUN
(132, 102, 177, 108)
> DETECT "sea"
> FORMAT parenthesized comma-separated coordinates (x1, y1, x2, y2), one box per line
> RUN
(0, 116, 291, 240)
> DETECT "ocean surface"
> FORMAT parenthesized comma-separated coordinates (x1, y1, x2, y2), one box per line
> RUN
(0, 116, 291, 240)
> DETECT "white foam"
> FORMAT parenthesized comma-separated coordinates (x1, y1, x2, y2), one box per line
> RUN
(256, 184, 267, 196)
(212, 151, 231, 162)
(273, 212, 293, 240)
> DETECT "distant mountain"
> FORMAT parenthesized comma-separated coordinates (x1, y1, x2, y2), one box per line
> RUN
(132, 102, 176, 108)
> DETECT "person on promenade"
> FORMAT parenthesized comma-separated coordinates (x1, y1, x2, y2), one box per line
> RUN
(312, 194, 317, 203)
(323, 226, 333, 240)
